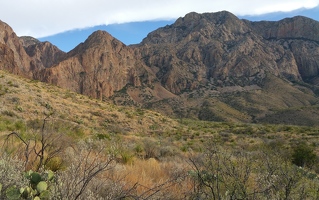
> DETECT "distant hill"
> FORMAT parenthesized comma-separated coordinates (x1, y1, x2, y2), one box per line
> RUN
(1, 11, 319, 125)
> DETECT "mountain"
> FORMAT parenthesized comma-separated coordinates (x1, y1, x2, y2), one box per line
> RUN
(0, 20, 66, 76)
(133, 11, 319, 123)
(0, 20, 31, 75)
(135, 12, 319, 92)
(1, 11, 319, 125)
(35, 30, 175, 101)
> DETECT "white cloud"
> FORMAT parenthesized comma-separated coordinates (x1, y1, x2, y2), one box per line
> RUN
(1, 0, 319, 37)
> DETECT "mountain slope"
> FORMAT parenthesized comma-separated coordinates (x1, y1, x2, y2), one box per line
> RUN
(0, 20, 31, 75)
(0, 69, 176, 136)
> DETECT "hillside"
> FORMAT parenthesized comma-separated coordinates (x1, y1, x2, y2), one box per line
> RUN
(0, 70, 177, 138)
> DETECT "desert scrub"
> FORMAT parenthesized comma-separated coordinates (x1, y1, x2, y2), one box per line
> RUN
(0, 154, 28, 199)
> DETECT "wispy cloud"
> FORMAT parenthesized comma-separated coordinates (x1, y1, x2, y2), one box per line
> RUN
(1, 0, 319, 37)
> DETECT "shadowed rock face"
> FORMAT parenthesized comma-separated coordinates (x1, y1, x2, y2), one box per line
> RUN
(24, 41, 66, 69)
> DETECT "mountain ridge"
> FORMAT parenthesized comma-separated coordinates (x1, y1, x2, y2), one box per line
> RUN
(1, 11, 319, 125)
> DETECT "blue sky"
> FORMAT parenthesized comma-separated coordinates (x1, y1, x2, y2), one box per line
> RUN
(1, 1, 318, 52)
(39, 6, 319, 52)
(38, 21, 175, 52)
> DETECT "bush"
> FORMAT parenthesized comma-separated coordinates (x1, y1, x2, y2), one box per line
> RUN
(292, 142, 317, 168)
(0, 154, 28, 199)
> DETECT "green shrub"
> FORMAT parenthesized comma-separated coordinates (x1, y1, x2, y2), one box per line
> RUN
(120, 151, 134, 164)
(95, 133, 110, 140)
(292, 142, 317, 168)
(45, 157, 65, 172)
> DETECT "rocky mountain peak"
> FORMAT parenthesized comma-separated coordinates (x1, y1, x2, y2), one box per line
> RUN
(136, 11, 319, 95)
(19, 36, 40, 47)
(141, 11, 248, 45)
(37, 29, 161, 100)
(68, 30, 124, 57)
(0, 20, 32, 74)
(83, 30, 115, 46)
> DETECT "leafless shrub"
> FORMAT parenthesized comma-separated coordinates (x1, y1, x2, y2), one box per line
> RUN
(0, 153, 28, 199)
(4, 114, 71, 171)
(52, 140, 116, 200)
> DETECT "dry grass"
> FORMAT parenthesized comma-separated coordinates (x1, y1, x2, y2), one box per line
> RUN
(109, 158, 192, 199)
(0, 70, 178, 137)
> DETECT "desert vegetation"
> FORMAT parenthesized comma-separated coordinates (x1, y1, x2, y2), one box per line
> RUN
(2, 117, 319, 199)
(1, 70, 319, 199)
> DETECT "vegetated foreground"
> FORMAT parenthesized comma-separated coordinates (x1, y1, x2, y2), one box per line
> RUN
(1, 70, 319, 199)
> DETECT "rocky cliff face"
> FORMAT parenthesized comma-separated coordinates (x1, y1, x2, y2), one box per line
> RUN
(245, 17, 319, 84)
(0, 20, 32, 75)
(246, 16, 319, 41)
(38, 31, 157, 99)
(0, 20, 66, 77)
(24, 41, 66, 73)
(134, 11, 317, 94)
(0, 43, 20, 74)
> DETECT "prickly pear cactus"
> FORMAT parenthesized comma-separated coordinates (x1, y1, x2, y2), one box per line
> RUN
(5, 186, 20, 200)
(5, 170, 55, 200)
(36, 181, 48, 193)
(30, 172, 42, 185)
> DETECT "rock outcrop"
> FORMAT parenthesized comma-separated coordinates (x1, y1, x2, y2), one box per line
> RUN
(38, 31, 158, 99)
(246, 16, 319, 84)
(0, 20, 32, 75)
(0, 21, 66, 77)
(25, 41, 66, 70)
(246, 16, 319, 41)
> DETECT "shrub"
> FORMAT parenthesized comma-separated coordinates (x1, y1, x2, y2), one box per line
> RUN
(0, 154, 28, 199)
(143, 139, 159, 159)
(292, 142, 317, 168)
